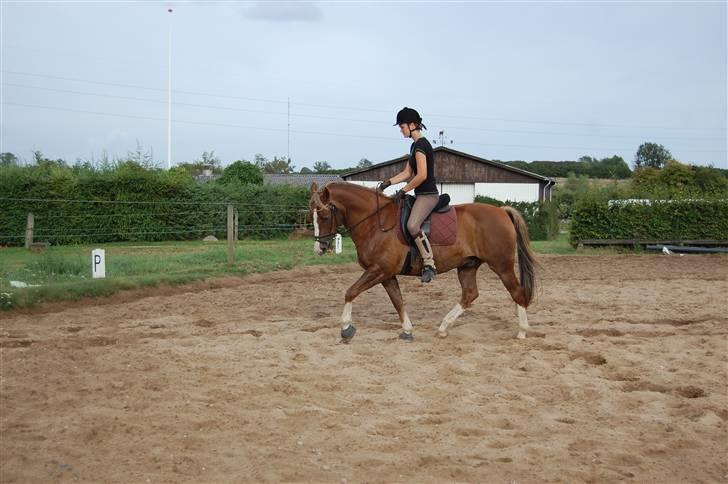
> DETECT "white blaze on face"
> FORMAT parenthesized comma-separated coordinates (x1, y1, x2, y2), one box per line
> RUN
(313, 209, 322, 255)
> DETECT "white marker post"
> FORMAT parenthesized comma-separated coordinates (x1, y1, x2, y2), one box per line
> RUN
(334, 234, 342, 254)
(92, 249, 106, 279)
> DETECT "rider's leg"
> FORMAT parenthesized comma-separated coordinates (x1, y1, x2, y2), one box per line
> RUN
(407, 194, 439, 282)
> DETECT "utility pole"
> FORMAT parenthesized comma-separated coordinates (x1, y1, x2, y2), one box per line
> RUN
(166, 7, 173, 170)
(287, 97, 291, 163)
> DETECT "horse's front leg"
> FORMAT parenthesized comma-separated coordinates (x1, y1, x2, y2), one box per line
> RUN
(340, 269, 390, 342)
(381, 276, 415, 341)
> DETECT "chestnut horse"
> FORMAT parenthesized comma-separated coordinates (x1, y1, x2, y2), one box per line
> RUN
(309, 181, 537, 341)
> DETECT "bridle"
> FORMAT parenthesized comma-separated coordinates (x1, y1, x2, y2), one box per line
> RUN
(313, 193, 397, 249)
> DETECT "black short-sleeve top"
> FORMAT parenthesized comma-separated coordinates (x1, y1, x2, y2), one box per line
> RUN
(408, 137, 438, 195)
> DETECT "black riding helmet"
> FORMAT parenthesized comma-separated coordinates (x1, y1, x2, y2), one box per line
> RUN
(394, 107, 427, 130)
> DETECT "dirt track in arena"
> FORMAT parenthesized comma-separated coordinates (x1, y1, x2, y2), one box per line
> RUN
(1, 255, 727, 483)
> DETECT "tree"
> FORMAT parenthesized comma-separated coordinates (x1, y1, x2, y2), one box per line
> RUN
(356, 158, 373, 169)
(32, 150, 67, 168)
(631, 159, 728, 198)
(218, 160, 263, 185)
(175, 151, 223, 176)
(127, 140, 156, 168)
(0, 152, 18, 166)
(255, 154, 295, 174)
(635, 142, 671, 169)
(599, 155, 631, 178)
(502, 156, 631, 179)
(694, 165, 728, 194)
(198, 151, 221, 170)
(313, 161, 332, 173)
(300, 167, 313, 174)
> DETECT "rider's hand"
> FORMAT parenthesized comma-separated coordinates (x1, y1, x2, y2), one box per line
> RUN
(392, 189, 405, 204)
(377, 180, 391, 192)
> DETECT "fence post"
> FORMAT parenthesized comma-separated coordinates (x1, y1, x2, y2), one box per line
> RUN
(227, 204, 234, 266)
(25, 213, 34, 249)
(234, 208, 239, 242)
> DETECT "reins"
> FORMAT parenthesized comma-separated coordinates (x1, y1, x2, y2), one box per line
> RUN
(314, 191, 398, 244)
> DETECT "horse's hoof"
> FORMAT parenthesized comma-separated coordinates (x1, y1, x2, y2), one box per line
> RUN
(437, 330, 448, 339)
(398, 331, 413, 341)
(517, 331, 527, 339)
(341, 325, 356, 342)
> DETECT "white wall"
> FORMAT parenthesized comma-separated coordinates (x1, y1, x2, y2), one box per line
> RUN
(349, 180, 541, 204)
(475, 183, 540, 203)
(351, 181, 474, 205)
(440, 183, 474, 205)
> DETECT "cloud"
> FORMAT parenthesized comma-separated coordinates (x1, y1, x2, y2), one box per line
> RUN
(242, 2, 323, 23)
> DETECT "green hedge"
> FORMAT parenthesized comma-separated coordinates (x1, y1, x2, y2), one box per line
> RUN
(0, 164, 310, 245)
(569, 199, 728, 247)
(474, 196, 559, 241)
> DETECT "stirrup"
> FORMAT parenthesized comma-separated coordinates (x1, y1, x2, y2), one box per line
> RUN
(421, 265, 437, 283)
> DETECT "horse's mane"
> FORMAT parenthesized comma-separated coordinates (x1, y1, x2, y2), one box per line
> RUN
(325, 181, 393, 200)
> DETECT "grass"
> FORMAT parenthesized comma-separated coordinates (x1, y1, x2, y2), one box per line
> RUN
(530, 232, 575, 255)
(0, 232, 663, 310)
(0, 238, 358, 310)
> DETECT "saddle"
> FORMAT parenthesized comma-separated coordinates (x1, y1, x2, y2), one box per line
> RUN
(396, 194, 458, 275)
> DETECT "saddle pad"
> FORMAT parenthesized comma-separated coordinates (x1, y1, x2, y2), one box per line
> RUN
(396, 206, 458, 246)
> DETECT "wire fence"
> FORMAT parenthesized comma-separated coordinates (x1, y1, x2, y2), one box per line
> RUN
(0, 197, 314, 246)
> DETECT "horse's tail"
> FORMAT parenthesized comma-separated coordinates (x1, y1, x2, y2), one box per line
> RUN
(503, 206, 537, 307)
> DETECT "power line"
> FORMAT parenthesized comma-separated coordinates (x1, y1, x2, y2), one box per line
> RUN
(3, 69, 725, 132)
(1, 69, 288, 104)
(3, 101, 725, 154)
(4, 82, 723, 142)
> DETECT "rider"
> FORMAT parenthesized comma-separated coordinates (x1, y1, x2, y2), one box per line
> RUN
(378, 107, 438, 283)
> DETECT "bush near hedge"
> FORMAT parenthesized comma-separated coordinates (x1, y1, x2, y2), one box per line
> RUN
(569, 198, 728, 247)
(473, 195, 559, 241)
(0, 163, 310, 245)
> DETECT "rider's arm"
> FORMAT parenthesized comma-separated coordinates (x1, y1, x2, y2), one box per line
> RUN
(400, 152, 427, 193)
(388, 164, 413, 185)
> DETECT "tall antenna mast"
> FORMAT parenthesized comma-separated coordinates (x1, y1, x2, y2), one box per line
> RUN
(287, 97, 291, 162)
(433, 129, 454, 147)
(166, 7, 173, 169)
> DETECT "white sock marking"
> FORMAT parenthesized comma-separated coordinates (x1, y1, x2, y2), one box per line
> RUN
(517, 304, 529, 339)
(342, 302, 352, 330)
(439, 303, 464, 333)
(313, 210, 321, 255)
(402, 312, 413, 333)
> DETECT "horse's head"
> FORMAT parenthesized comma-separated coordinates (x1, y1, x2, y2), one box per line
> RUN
(309, 182, 341, 256)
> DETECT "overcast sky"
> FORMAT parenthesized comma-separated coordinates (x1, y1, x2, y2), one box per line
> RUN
(1, 1, 726, 170)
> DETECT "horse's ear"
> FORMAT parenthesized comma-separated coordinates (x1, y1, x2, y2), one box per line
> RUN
(310, 182, 318, 194)
(320, 186, 330, 203)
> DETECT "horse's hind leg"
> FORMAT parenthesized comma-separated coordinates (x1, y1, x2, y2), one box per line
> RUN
(497, 268, 530, 339)
(381, 277, 414, 341)
(437, 264, 480, 338)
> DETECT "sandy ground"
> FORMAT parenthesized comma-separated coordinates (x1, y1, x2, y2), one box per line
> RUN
(1, 255, 727, 483)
